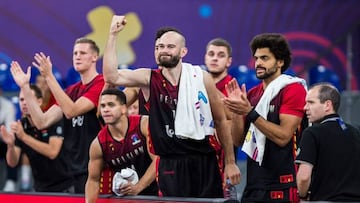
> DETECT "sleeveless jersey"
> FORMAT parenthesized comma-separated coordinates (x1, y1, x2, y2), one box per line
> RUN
(148, 70, 214, 156)
(97, 115, 157, 195)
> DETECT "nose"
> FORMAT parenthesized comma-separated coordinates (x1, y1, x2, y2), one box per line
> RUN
(303, 103, 308, 111)
(255, 59, 262, 67)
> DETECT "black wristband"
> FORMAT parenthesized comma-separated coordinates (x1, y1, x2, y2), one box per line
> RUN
(247, 108, 260, 123)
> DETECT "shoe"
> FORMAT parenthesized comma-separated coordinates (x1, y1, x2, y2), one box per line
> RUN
(3, 180, 16, 192)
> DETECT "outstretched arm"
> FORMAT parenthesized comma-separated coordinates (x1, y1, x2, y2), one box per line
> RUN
(85, 138, 104, 203)
(103, 15, 151, 88)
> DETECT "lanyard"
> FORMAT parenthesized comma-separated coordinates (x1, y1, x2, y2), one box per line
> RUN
(320, 117, 347, 131)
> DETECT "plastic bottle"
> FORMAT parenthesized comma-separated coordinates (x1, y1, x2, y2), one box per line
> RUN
(224, 179, 238, 200)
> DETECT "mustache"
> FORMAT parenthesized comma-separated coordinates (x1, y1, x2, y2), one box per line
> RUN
(159, 54, 172, 57)
(255, 66, 265, 70)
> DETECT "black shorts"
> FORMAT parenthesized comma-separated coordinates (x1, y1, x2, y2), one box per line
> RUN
(157, 152, 223, 198)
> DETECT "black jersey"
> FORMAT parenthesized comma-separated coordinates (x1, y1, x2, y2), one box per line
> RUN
(16, 117, 74, 192)
(148, 70, 214, 156)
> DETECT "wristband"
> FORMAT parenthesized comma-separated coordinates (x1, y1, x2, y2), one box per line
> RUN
(247, 108, 260, 123)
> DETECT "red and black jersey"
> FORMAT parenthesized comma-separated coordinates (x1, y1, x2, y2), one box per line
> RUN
(216, 74, 233, 96)
(245, 82, 307, 191)
(148, 70, 214, 157)
(97, 115, 157, 195)
(62, 74, 104, 176)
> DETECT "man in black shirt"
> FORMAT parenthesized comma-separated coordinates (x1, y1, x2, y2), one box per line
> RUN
(296, 82, 360, 201)
(0, 84, 74, 192)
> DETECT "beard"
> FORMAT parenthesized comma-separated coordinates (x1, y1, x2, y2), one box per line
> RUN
(256, 65, 278, 79)
(158, 54, 181, 68)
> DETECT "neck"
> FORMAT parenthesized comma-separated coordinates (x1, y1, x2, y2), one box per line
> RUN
(107, 116, 128, 141)
(211, 71, 228, 84)
(80, 66, 98, 84)
(262, 72, 282, 89)
(162, 63, 182, 86)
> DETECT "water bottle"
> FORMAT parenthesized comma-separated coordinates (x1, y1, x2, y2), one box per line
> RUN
(224, 179, 238, 200)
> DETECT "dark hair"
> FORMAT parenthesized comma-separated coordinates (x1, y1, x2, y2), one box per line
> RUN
(29, 84, 42, 99)
(155, 27, 181, 41)
(74, 38, 100, 55)
(206, 38, 232, 57)
(101, 88, 127, 105)
(311, 82, 341, 112)
(250, 33, 291, 73)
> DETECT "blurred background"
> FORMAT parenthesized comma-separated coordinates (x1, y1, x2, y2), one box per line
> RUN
(2, 0, 359, 124)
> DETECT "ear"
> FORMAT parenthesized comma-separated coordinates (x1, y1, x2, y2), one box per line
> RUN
(121, 105, 128, 115)
(181, 47, 188, 58)
(92, 54, 98, 63)
(277, 60, 284, 69)
(324, 100, 333, 112)
(226, 56, 233, 68)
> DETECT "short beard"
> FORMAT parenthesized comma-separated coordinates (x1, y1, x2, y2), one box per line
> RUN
(256, 66, 278, 80)
(158, 55, 181, 68)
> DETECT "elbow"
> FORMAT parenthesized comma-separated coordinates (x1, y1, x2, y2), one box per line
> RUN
(276, 135, 293, 147)
(277, 140, 289, 148)
(33, 120, 47, 130)
(48, 154, 58, 160)
(47, 151, 60, 160)
(64, 112, 74, 120)
(104, 75, 117, 86)
(7, 160, 18, 168)
(297, 173, 310, 188)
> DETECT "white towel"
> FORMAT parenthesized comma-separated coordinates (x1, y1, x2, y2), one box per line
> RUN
(174, 63, 215, 140)
(112, 168, 139, 196)
(242, 74, 307, 166)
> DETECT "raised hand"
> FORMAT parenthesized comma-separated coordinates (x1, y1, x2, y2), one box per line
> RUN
(32, 52, 53, 78)
(0, 125, 15, 147)
(11, 121, 26, 141)
(110, 15, 127, 35)
(10, 61, 31, 88)
(223, 78, 252, 115)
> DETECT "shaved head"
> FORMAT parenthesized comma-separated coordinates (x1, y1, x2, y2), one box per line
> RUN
(159, 31, 186, 48)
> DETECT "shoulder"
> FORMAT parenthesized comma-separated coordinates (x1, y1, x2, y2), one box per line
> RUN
(283, 82, 306, 95)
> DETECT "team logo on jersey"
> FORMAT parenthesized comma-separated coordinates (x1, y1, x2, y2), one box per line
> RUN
(198, 91, 208, 104)
(56, 126, 63, 135)
(72, 115, 84, 127)
(131, 134, 141, 145)
(41, 130, 48, 137)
